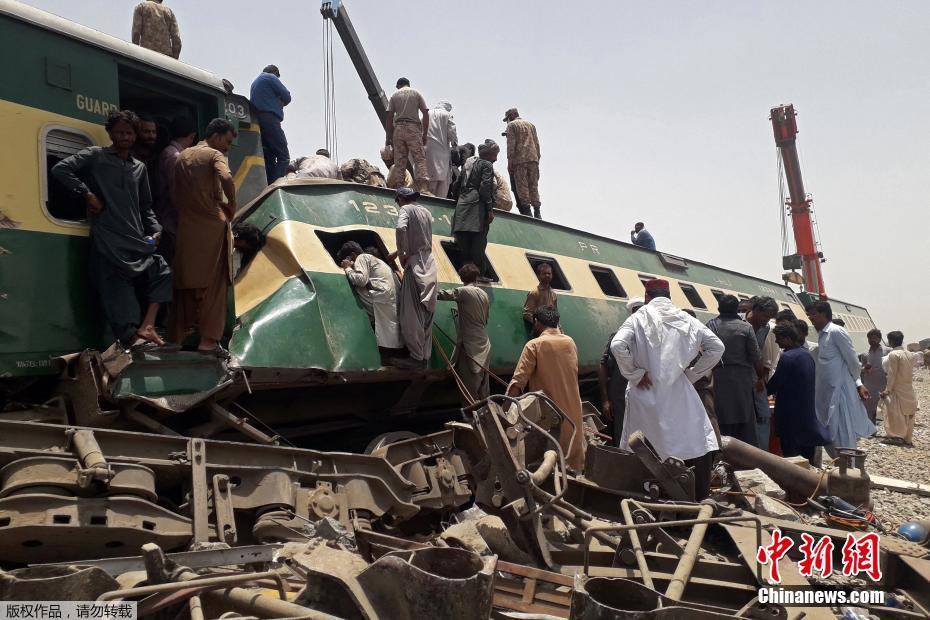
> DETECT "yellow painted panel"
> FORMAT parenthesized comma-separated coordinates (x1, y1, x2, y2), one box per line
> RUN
(0, 99, 108, 236)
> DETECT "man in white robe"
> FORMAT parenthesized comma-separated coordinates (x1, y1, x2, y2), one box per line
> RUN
(395, 187, 438, 368)
(425, 101, 457, 198)
(806, 301, 875, 452)
(611, 279, 724, 499)
(880, 330, 919, 445)
(337, 241, 404, 366)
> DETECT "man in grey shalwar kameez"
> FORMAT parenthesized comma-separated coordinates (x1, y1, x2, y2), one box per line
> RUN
(52, 109, 171, 347)
(395, 187, 438, 368)
(451, 140, 498, 282)
(859, 329, 891, 423)
(437, 263, 491, 403)
(707, 295, 764, 446)
(337, 241, 404, 366)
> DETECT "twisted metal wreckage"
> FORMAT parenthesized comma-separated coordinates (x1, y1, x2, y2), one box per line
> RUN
(1, 392, 929, 619)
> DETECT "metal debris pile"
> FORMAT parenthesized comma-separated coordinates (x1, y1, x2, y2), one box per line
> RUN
(1, 394, 928, 619)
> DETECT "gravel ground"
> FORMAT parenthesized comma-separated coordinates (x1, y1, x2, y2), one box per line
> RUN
(857, 368, 930, 527)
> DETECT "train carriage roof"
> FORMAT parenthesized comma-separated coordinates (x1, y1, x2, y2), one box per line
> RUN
(0, 0, 227, 93)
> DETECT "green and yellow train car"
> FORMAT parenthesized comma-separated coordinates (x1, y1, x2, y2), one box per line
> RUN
(0, 1, 877, 441)
(0, 0, 265, 378)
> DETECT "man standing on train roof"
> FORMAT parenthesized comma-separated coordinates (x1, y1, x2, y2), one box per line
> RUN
(52, 109, 170, 347)
(395, 187, 438, 369)
(438, 264, 491, 403)
(507, 306, 586, 472)
(452, 140, 498, 284)
(155, 115, 196, 265)
(503, 107, 542, 219)
(385, 78, 430, 195)
(523, 262, 558, 325)
(337, 241, 404, 367)
(806, 300, 875, 453)
(250, 65, 292, 184)
(169, 118, 238, 356)
(425, 100, 457, 198)
(630, 222, 656, 251)
(610, 279, 724, 500)
(131, 0, 181, 59)
(859, 328, 891, 423)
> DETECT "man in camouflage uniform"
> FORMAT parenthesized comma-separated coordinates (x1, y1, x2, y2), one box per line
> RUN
(385, 78, 430, 194)
(131, 0, 182, 59)
(503, 108, 542, 219)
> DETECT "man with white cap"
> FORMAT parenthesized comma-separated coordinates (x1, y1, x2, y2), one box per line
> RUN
(598, 297, 644, 445)
(425, 101, 457, 198)
(395, 187, 438, 369)
(611, 279, 724, 499)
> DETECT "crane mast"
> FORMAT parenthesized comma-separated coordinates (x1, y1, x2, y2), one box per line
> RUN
(320, 0, 389, 128)
(770, 104, 826, 298)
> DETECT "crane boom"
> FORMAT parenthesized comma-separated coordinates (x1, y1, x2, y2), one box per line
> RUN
(321, 0, 389, 128)
(770, 104, 826, 298)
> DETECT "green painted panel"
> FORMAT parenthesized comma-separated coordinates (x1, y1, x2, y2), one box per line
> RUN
(0, 14, 119, 123)
(231, 271, 637, 372)
(0, 228, 105, 376)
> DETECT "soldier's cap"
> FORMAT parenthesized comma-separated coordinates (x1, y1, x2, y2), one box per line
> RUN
(503, 107, 519, 122)
(395, 187, 419, 201)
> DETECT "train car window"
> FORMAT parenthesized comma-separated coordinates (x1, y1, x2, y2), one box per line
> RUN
(678, 283, 707, 309)
(781, 303, 791, 311)
(637, 274, 657, 291)
(441, 241, 499, 283)
(710, 289, 726, 302)
(527, 255, 571, 291)
(589, 266, 626, 298)
(737, 294, 750, 301)
(315, 229, 391, 266)
(43, 127, 94, 223)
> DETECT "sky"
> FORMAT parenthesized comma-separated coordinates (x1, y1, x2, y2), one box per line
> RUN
(27, 0, 930, 341)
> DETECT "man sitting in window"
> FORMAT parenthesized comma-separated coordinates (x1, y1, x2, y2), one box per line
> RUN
(52, 109, 170, 347)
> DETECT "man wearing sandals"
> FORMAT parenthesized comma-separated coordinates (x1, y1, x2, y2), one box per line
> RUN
(169, 118, 237, 355)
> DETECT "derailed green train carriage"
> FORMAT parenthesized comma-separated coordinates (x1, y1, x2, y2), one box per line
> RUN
(0, 0, 878, 444)
(220, 179, 877, 442)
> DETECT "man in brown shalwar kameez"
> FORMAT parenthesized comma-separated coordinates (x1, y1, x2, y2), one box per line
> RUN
(169, 118, 237, 354)
(507, 305, 586, 472)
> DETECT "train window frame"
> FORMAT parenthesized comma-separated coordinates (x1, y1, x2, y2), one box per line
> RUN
(637, 274, 657, 291)
(526, 254, 571, 292)
(678, 283, 708, 310)
(589, 265, 627, 298)
(314, 229, 393, 268)
(710, 289, 726, 303)
(737, 294, 750, 301)
(441, 240, 500, 284)
(40, 124, 95, 228)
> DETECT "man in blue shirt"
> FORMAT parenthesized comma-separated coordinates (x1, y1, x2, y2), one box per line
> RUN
(250, 65, 292, 184)
(630, 222, 656, 250)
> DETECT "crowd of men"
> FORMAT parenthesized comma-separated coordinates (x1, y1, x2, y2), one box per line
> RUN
(126, 2, 922, 489)
(52, 109, 264, 354)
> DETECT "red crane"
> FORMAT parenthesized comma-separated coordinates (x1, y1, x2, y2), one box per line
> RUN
(770, 104, 826, 298)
